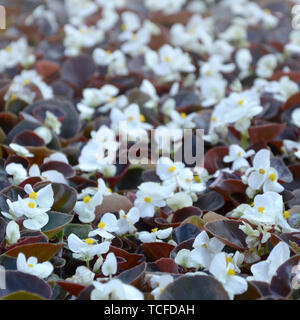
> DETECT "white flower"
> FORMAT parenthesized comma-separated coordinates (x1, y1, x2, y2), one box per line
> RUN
(25, 5, 59, 32)
(209, 252, 248, 300)
(5, 163, 28, 185)
(168, 110, 196, 129)
(97, 8, 118, 30)
(116, 207, 140, 235)
(144, 0, 186, 15)
(247, 149, 283, 193)
(140, 80, 159, 109)
(9, 143, 34, 158)
(256, 54, 277, 78)
(166, 192, 193, 212)
(64, 24, 104, 56)
(223, 145, 255, 171)
(65, 0, 98, 26)
(285, 31, 300, 56)
(34, 126, 53, 145)
(88, 213, 119, 240)
(247, 242, 290, 283)
(4, 70, 53, 104)
(236, 48, 252, 79)
(137, 227, 173, 243)
(239, 221, 271, 249)
(242, 192, 296, 232)
(66, 266, 95, 286)
(200, 54, 235, 78)
(292, 108, 300, 128)
(5, 221, 20, 245)
(16, 252, 53, 279)
(175, 249, 199, 269)
(102, 252, 117, 277)
(75, 190, 104, 223)
(176, 168, 206, 194)
(190, 231, 225, 269)
(67, 233, 110, 261)
(91, 279, 144, 300)
(150, 274, 173, 299)
(156, 157, 185, 181)
(28, 164, 68, 185)
(134, 182, 175, 218)
(283, 140, 300, 159)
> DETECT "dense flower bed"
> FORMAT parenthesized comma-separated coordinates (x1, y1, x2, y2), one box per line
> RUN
(0, 0, 299, 300)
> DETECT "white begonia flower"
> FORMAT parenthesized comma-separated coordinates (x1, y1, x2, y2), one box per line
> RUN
(91, 279, 144, 300)
(77, 178, 112, 200)
(137, 227, 173, 243)
(64, 24, 104, 56)
(17, 252, 53, 279)
(156, 157, 185, 181)
(223, 145, 255, 171)
(96, 8, 118, 30)
(144, 0, 186, 14)
(190, 231, 225, 269)
(283, 140, 300, 159)
(33, 126, 53, 145)
(247, 241, 290, 283)
(134, 182, 175, 218)
(25, 5, 59, 32)
(67, 233, 110, 261)
(176, 168, 206, 194)
(175, 249, 200, 270)
(9, 143, 34, 158)
(120, 27, 151, 56)
(236, 48, 252, 79)
(88, 213, 119, 240)
(5, 220, 20, 245)
(242, 191, 296, 233)
(209, 252, 248, 300)
(256, 54, 277, 79)
(200, 54, 235, 78)
(44, 111, 62, 135)
(166, 192, 193, 212)
(65, 0, 98, 26)
(93, 48, 128, 76)
(116, 207, 140, 235)
(75, 190, 104, 223)
(150, 274, 173, 299)
(154, 126, 183, 153)
(145, 44, 195, 81)
(4, 70, 53, 104)
(43, 152, 69, 164)
(247, 149, 284, 193)
(28, 164, 68, 185)
(5, 163, 28, 185)
(168, 110, 196, 129)
(102, 252, 117, 278)
(239, 221, 271, 249)
(140, 80, 159, 109)
(0, 38, 35, 72)
(219, 21, 247, 43)
(66, 266, 95, 286)
(285, 31, 300, 56)
(292, 108, 300, 128)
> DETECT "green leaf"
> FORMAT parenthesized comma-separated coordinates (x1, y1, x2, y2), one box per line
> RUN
(64, 223, 92, 239)
(1, 290, 45, 300)
(42, 211, 73, 239)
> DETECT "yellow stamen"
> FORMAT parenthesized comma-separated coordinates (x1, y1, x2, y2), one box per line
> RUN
(28, 202, 35, 209)
(29, 192, 37, 199)
(269, 173, 276, 181)
(106, 50, 112, 55)
(28, 264, 34, 268)
(237, 151, 243, 157)
(139, 114, 146, 122)
(258, 206, 265, 214)
(185, 178, 192, 183)
(202, 243, 207, 248)
(121, 24, 127, 31)
(264, 8, 271, 14)
(259, 168, 265, 175)
(194, 175, 200, 183)
(144, 196, 151, 203)
(23, 79, 30, 85)
(226, 256, 232, 264)
(5, 46, 11, 53)
(108, 97, 115, 103)
(127, 115, 134, 121)
(97, 222, 106, 229)
(151, 227, 158, 233)
(108, 188, 112, 193)
(283, 210, 290, 219)
(164, 56, 171, 62)
(84, 238, 94, 245)
(250, 201, 254, 207)
(11, 93, 18, 101)
(227, 268, 235, 276)
(238, 99, 244, 106)
(211, 116, 217, 122)
(205, 70, 211, 76)
(180, 112, 187, 119)
(168, 166, 176, 173)
(83, 195, 91, 203)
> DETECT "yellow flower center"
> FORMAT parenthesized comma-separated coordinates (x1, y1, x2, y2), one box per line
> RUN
(250, 201, 254, 207)
(121, 24, 127, 31)
(83, 195, 91, 203)
(194, 175, 200, 183)
(97, 222, 106, 229)
(106, 50, 112, 55)
(283, 210, 290, 219)
(258, 206, 265, 214)
(28, 264, 34, 268)
(11, 93, 18, 101)
(264, 8, 271, 14)
(28, 202, 35, 209)
(185, 178, 192, 183)
(164, 56, 171, 62)
(227, 268, 235, 276)
(144, 196, 151, 203)
(205, 70, 211, 76)
(237, 151, 243, 157)
(139, 114, 146, 122)
(202, 243, 207, 248)
(259, 168, 265, 175)
(108, 188, 112, 193)
(180, 112, 187, 119)
(23, 79, 30, 86)
(127, 115, 134, 121)
(84, 238, 94, 245)
(151, 227, 158, 233)
(211, 116, 217, 122)
(5, 46, 11, 53)
(226, 256, 233, 264)
(238, 99, 244, 106)
(29, 192, 37, 199)
(108, 97, 116, 103)
(269, 173, 276, 181)
(168, 166, 176, 173)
